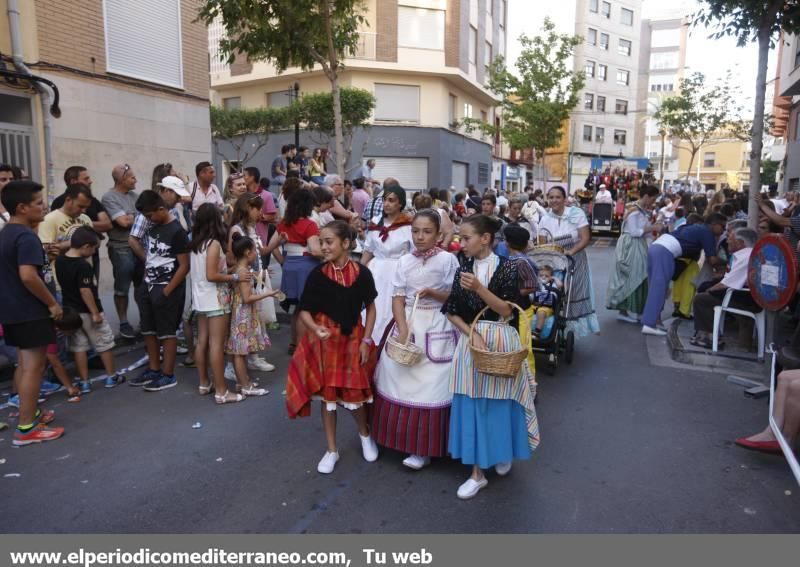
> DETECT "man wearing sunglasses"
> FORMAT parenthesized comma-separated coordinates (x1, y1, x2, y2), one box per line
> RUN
(101, 164, 140, 339)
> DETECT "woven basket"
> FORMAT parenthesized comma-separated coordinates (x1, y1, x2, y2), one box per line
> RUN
(469, 303, 529, 378)
(385, 294, 424, 366)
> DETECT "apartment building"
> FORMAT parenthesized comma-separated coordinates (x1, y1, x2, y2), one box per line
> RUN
(0, 0, 211, 198)
(209, 0, 506, 192)
(773, 31, 800, 193)
(635, 17, 688, 188)
(677, 137, 750, 192)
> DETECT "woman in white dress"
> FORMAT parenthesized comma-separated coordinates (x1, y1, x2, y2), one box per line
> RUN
(360, 185, 413, 344)
(538, 186, 600, 337)
(371, 209, 459, 470)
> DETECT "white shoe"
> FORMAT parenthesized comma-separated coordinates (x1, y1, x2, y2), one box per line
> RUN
(360, 434, 379, 462)
(616, 314, 639, 324)
(642, 325, 667, 336)
(495, 462, 512, 476)
(402, 455, 431, 470)
(247, 355, 275, 372)
(224, 363, 236, 381)
(457, 477, 488, 500)
(241, 385, 269, 396)
(317, 451, 340, 474)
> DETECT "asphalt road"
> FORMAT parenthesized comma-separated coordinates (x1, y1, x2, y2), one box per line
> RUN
(1, 243, 799, 533)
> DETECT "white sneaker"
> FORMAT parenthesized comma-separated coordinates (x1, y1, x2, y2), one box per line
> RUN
(402, 455, 431, 470)
(642, 325, 667, 336)
(317, 451, 340, 474)
(224, 363, 236, 381)
(247, 355, 275, 372)
(616, 314, 639, 324)
(457, 477, 488, 500)
(495, 462, 512, 476)
(360, 434, 379, 462)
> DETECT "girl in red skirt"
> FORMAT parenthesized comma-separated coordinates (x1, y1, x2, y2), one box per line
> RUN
(286, 220, 380, 474)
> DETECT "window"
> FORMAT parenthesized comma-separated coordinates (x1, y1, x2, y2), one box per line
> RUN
(598, 64, 608, 81)
(601, 1, 611, 18)
(597, 96, 606, 112)
(485, 41, 493, 72)
(614, 129, 627, 145)
(587, 28, 597, 46)
(267, 90, 292, 108)
(374, 84, 420, 122)
(596, 127, 605, 142)
(499, 0, 506, 27)
(448, 94, 457, 127)
(469, 26, 478, 64)
(585, 60, 596, 79)
(616, 69, 630, 85)
(599, 33, 609, 50)
(651, 28, 681, 48)
(618, 39, 632, 56)
(480, 110, 487, 123)
(464, 103, 473, 119)
(621, 8, 634, 26)
(583, 125, 593, 142)
(103, 0, 183, 88)
(223, 97, 241, 110)
(650, 52, 678, 70)
(615, 99, 628, 115)
(590, 0, 598, 13)
(584, 93, 594, 110)
(398, 7, 445, 50)
(704, 152, 716, 167)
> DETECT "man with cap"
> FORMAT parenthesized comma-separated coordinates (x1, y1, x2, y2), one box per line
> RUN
(101, 164, 140, 338)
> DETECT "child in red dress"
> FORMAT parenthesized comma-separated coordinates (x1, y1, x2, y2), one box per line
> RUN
(286, 221, 380, 474)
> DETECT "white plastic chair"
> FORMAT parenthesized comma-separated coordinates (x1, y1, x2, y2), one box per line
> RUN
(712, 288, 765, 361)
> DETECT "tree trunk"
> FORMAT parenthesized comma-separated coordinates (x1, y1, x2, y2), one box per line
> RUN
(322, 0, 346, 177)
(748, 24, 771, 229)
(686, 147, 698, 180)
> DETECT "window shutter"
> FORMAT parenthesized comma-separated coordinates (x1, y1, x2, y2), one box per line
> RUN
(374, 84, 420, 122)
(103, 0, 183, 89)
(364, 157, 429, 191)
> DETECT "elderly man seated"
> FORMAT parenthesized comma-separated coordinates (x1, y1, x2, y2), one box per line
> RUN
(689, 227, 759, 349)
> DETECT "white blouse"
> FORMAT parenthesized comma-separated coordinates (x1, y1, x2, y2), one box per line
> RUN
(538, 207, 589, 242)
(623, 206, 650, 238)
(392, 251, 458, 308)
(363, 217, 413, 259)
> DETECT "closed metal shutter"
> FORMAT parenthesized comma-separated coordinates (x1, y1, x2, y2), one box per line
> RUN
(104, 0, 183, 88)
(452, 162, 468, 190)
(373, 84, 420, 122)
(364, 157, 428, 190)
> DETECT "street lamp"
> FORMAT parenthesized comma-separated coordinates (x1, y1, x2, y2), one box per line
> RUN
(285, 82, 300, 147)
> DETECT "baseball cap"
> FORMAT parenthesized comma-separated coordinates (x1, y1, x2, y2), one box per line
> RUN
(157, 176, 190, 198)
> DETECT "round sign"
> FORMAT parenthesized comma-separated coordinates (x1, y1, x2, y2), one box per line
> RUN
(747, 234, 799, 311)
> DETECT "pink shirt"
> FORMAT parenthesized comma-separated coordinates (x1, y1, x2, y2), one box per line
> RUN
(351, 189, 370, 217)
(255, 188, 277, 245)
(190, 182, 224, 211)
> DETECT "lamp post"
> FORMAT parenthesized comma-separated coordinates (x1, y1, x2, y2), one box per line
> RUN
(659, 128, 666, 192)
(286, 82, 300, 147)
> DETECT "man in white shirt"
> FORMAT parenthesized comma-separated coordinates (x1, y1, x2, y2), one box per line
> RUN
(360, 159, 376, 181)
(689, 227, 759, 349)
(595, 184, 613, 204)
(189, 161, 223, 211)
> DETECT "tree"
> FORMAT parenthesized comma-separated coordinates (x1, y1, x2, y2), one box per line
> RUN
(655, 72, 745, 179)
(197, 0, 367, 178)
(295, 87, 375, 174)
(761, 158, 779, 186)
(695, 0, 800, 227)
(466, 18, 584, 190)
(210, 105, 293, 168)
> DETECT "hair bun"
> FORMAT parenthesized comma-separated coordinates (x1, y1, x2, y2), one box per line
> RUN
(231, 232, 244, 242)
(487, 215, 503, 234)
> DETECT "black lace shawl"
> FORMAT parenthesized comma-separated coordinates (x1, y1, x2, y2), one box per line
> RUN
(298, 264, 378, 336)
(442, 255, 528, 327)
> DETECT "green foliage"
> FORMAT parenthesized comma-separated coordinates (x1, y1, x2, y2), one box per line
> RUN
(471, 18, 584, 161)
(655, 72, 745, 176)
(210, 105, 294, 166)
(197, 0, 367, 74)
(693, 0, 800, 47)
(294, 88, 374, 138)
(761, 158, 779, 185)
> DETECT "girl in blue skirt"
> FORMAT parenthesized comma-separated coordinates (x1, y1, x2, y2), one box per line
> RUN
(443, 214, 540, 500)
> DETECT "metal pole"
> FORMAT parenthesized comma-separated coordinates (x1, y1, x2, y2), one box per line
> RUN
(567, 120, 575, 194)
(293, 82, 300, 148)
(659, 129, 666, 191)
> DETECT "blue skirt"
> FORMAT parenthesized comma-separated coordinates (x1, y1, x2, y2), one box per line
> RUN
(281, 255, 319, 301)
(448, 394, 531, 469)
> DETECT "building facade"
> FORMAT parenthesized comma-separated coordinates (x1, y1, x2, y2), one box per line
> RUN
(677, 137, 750, 192)
(208, 0, 507, 192)
(773, 31, 800, 193)
(0, 0, 211, 199)
(635, 16, 688, 189)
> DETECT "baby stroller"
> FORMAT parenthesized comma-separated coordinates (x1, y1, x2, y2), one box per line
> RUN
(527, 241, 576, 374)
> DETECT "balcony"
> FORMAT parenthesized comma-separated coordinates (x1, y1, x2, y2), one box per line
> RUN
(351, 32, 377, 60)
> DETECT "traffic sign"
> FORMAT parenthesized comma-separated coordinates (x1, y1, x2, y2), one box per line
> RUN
(747, 234, 799, 311)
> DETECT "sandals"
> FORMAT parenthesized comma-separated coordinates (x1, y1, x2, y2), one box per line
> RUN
(214, 390, 245, 404)
(180, 357, 196, 368)
(240, 384, 269, 396)
(198, 383, 214, 396)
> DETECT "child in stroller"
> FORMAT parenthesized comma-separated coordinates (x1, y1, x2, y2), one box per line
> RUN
(531, 265, 563, 341)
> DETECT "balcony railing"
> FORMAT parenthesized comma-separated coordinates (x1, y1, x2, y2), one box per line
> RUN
(351, 32, 377, 60)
